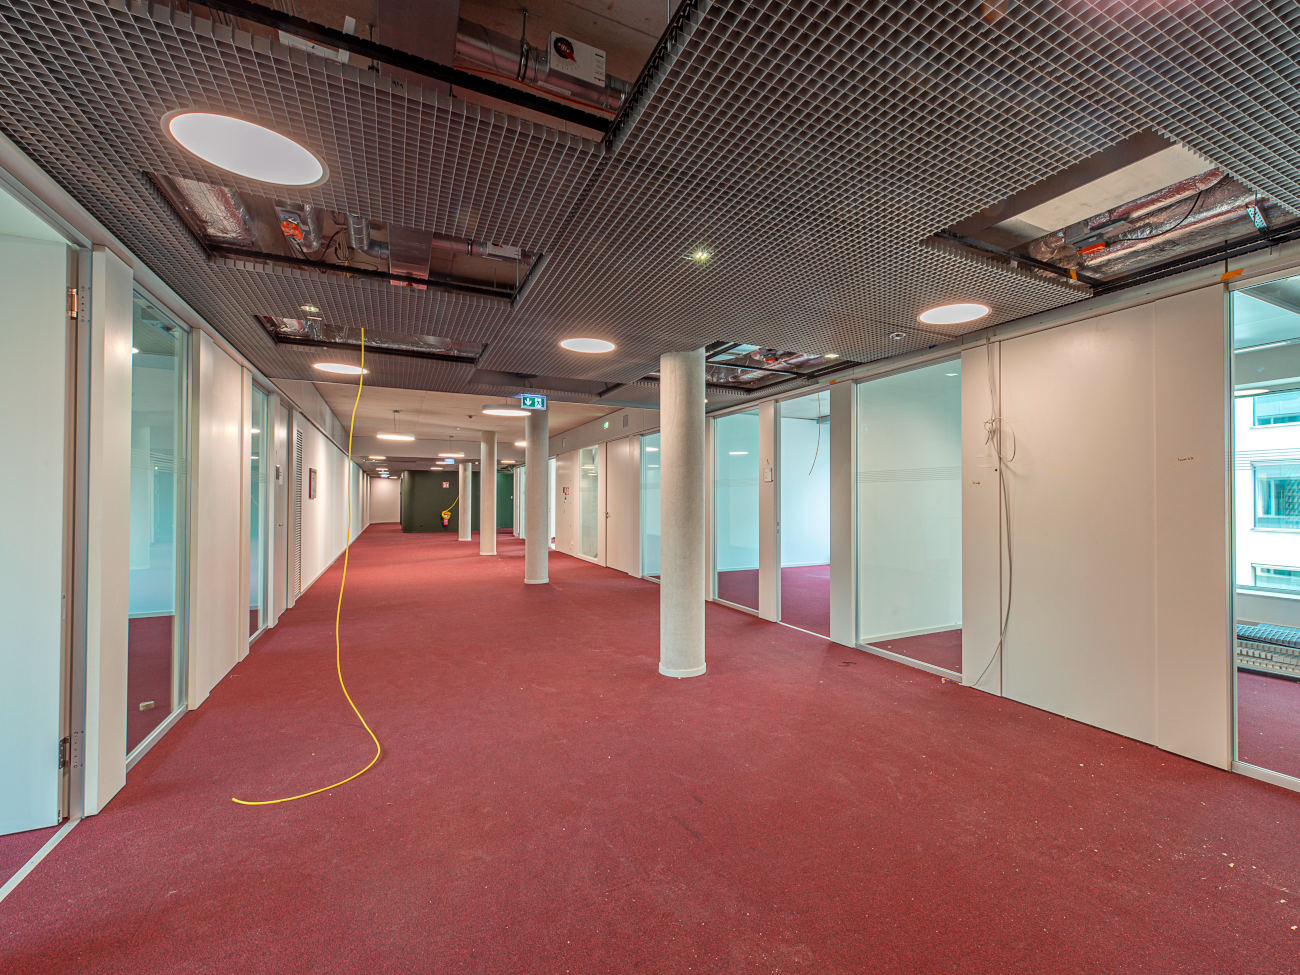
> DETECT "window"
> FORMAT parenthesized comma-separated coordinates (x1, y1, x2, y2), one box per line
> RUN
(1254, 463, 1300, 529)
(1253, 389, 1300, 426)
(1251, 565, 1300, 592)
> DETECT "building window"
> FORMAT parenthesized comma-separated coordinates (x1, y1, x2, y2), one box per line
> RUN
(1254, 463, 1300, 529)
(1252, 565, 1300, 592)
(1253, 389, 1300, 426)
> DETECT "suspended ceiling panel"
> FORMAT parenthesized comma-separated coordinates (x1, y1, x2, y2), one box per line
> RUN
(2, 0, 1300, 415)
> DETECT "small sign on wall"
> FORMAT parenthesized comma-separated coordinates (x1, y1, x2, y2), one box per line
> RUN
(308, 468, 318, 499)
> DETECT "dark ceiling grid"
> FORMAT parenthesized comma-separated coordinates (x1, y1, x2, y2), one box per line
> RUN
(3, 0, 1300, 411)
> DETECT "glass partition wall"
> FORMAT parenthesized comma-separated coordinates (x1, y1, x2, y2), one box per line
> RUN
(778, 391, 831, 636)
(713, 409, 761, 611)
(249, 385, 269, 638)
(641, 433, 661, 578)
(1231, 276, 1300, 784)
(127, 292, 190, 756)
(579, 445, 599, 559)
(855, 360, 962, 674)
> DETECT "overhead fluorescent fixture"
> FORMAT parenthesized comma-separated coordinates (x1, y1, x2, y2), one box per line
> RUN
(166, 112, 325, 186)
(367, 455, 386, 460)
(377, 432, 414, 441)
(560, 337, 616, 354)
(514, 440, 527, 447)
(482, 404, 530, 417)
(439, 452, 465, 458)
(918, 303, 989, 326)
(313, 362, 368, 375)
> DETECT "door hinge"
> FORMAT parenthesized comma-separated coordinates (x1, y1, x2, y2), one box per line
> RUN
(58, 736, 70, 770)
(66, 287, 79, 320)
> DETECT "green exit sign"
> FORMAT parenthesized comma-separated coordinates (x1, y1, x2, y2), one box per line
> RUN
(520, 393, 547, 410)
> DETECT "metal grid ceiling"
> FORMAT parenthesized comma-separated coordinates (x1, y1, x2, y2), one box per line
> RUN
(2, 0, 1300, 399)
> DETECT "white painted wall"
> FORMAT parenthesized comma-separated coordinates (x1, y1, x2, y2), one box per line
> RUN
(297, 419, 365, 591)
(369, 475, 401, 523)
(962, 286, 1230, 768)
(604, 436, 640, 576)
(779, 415, 830, 566)
(856, 361, 963, 643)
(187, 331, 245, 708)
(0, 232, 70, 832)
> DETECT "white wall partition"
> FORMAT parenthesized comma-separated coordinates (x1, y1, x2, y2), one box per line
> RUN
(0, 229, 72, 833)
(297, 418, 365, 591)
(962, 285, 1230, 768)
(369, 476, 401, 523)
(553, 450, 578, 555)
(604, 436, 640, 576)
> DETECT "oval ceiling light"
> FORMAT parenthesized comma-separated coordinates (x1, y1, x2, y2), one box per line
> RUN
(166, 112, 325, 186)
(482, 404, 530, 417)
(313, 362, 368, 376)
(560, 337, 616, 354)
(918, 302, 990, 326)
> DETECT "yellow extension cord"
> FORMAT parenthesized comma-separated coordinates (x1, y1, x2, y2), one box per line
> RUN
(232, 328, 382, 805)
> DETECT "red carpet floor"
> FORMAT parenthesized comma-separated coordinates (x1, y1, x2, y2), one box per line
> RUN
(868, 628, 963, 674)
(0, 826, 59, 892)
(3, 525, 1300, 974)
(1237, 671, 1300, 780)
(714, 565, 831, 637)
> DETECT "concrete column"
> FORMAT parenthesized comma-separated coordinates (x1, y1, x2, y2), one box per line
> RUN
(828, 380, 856, 648)
(480, 431, 497, 555)
(524, 409, 549, 583)
(457, 460, 472, 541)
(659, 348, 706, 678)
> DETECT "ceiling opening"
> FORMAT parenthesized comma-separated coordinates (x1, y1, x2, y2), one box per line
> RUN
(153, 173, 539, 299)
(256, 317, 484, 363)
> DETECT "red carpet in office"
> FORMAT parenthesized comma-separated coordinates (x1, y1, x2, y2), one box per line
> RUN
(0, 826, 59, 892)
(715, 565, 831, 637)
(869, 628, 963, 674)
(1237, 670, 1300, 780)
(4, 525, 1300, 974)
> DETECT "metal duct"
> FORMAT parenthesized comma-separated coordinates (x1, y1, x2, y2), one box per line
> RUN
(346, 213, 389, 261)
(454, 18, 627, 114)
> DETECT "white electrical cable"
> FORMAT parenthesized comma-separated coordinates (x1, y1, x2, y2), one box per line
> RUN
(971, 338, 1015, 690)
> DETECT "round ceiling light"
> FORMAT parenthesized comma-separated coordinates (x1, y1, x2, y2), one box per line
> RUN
(482, 404, 530, 417)
(560, 337, 616, 354)
(166, 112, 325, 186)
(313, 362, 368, 376)
(918, 302, 990, 326)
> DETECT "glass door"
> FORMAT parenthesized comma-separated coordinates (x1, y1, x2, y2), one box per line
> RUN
(1231, 275, 1300, 784)
(127, 292, 190, 757)
(778, 391, 831, 636)
(641, 433, 661, 578)
(855, 360, 962, 674)
(579, 445, 599, 559)
(713, 409, 761, 611)
(249, 385, 269, 639)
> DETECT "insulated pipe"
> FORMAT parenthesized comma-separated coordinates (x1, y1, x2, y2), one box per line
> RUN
(659, 348, 706, 678)
(480, 431, 497, 555)
(457, 461, 472, 541)
(524, 409, 549, 584)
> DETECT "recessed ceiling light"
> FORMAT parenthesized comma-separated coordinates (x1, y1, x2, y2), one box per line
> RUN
(560, 337, 616, 354)
(131, 346, 140, 354)
(367, 455, 386, 460)
(166, 112, 325, 186)
(482, 404, 530, 417)
(299, 303, 320, 314)
(377, 432, 415, 441)
(313, 362, 368, 376)
(686, 247, 712, 263)
(440, 452, 465, 458)
(514, 440, 527, 447)
(889, 331, 907, 341)
(1234, 388, 1271, 397)
(918, 302, 990, 326)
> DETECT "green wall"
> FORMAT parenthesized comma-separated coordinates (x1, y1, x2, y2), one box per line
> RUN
(400, 470, 514, 533)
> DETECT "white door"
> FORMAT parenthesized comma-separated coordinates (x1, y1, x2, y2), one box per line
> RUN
(0, 228, 73, 834)
(605, 437, 640, 576)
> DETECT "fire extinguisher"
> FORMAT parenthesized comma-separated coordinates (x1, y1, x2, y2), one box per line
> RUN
(442, 495, 459, 528)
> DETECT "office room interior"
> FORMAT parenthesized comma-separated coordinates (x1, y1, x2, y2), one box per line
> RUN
(1, 1, 1300, 972)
